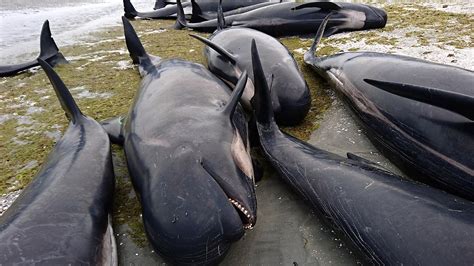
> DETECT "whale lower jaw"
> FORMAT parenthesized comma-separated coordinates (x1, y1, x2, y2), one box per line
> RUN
(228, 198, 254, 229)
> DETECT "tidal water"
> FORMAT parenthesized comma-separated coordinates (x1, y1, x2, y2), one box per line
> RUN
(1, 0, 472, 64)
(0, 0, 150, 64)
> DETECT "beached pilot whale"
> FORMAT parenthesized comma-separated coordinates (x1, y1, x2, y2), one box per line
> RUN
(102, 17, 257, 264)
(250, 39, 474, 265)
(303, 13, 474, 200)
(124, 0, 191, 19)
(0, 60, 116, 265)
(174, 0, 387, 37)
(190, 3, 310, 126)
(188, 0, 277, 22)
(0, 20, 67, 77)
(124, 0, 269, 20)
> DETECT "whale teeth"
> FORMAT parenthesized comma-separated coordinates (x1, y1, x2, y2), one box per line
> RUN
(228, 198, 253, 227)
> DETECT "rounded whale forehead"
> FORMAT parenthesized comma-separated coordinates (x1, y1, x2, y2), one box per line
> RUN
(209, 28, 294, 61)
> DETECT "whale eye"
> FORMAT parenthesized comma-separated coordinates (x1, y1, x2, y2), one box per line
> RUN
(231, 129, 254, 181)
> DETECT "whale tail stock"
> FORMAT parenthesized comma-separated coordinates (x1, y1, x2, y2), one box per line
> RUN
(38, 59, 84, 124)
(123, 0, 138, 19)
(122, 16, 158, 76)
(39, 20, 68, 67)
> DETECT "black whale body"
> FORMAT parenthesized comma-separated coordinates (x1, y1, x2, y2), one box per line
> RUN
(303, 14, 474, 200)
(104, 17, 257, 264)
(125, 0, 269, 19)
(175, 0, 387, 37)
(191, 26, 310, 126)
(188, 0, 277, 22)
(0, 21, 67, 77)
(250, 39, 474, 265)
(0, 60, 115, 264)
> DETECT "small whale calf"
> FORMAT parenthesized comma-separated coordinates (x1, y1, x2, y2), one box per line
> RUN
(0, 60, 116, 265)
(250, 39, 474, 265)
(303, 13, 474, 201)
(190, 5, 310, 125)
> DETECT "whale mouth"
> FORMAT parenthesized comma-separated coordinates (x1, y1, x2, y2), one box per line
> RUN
(228, 198, 255, 230)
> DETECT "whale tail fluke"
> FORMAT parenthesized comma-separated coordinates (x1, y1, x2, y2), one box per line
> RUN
(123, 0, 138, 19)
(364, 79, 474, 121)
(39, 20, 68, 67)
(250, 40, 276, 128)
(174, 0, 187, 29)
(122, 16, 157, 76)
(38, 59, 84, 124)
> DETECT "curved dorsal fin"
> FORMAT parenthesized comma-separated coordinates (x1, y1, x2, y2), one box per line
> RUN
(154, 0, 166, 9)
(222, 71, 248, 118)
(306, 11, 334, 60)
(122, 17, 157, 76)
(251, 39, 275, 127)
(123, 0, 138, 19)
(190, 0, 204, 22)
(38, 59, 83, 124)
(38, 20, 68, 66)
(174, 0, 188, 29)
(217, 0, 226, 31)
(189, 34, 237, 64)
(364, 79, 474, 120)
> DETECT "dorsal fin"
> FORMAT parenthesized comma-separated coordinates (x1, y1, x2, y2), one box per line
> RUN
(189, 34, 237, 64)
(251, 39, 275, 127)
(38, 59, 83, 124)
(217, 0, 226, 31)
(309, 12, 334, 58)
(154, 0, 166, 9)
(123, 0, 138, 19)
(122, 16, 157, 75)
(190, 0, 204, 22)
(364, 79, 474, 120)
(174, 0, 188, 29)
(39, 20, 59, 59)
(222, 70, 248, 118)
(292, 2, 342, 11)
(38, 20, 68, 66)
